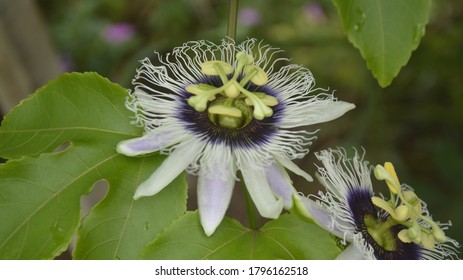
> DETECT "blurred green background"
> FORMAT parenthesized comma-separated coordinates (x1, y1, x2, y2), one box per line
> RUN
(1, 0, 461, 256)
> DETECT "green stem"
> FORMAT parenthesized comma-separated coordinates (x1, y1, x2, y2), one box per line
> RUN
(227, 0, 239, 41)
(238, 172, 258, 229)
(374, 217, 399, 235)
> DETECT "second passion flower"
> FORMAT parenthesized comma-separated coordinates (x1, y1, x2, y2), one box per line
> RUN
(117, 39, 355, 236)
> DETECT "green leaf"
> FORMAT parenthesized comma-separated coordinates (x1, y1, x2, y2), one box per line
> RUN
(332, 0, 431, 87)
(141, 212, 341, 260)
(0, 73, 187, 259)
(72, 157, 187, 260)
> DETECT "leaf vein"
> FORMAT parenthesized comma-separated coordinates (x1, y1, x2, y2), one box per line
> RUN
(0, 154, 120, 251)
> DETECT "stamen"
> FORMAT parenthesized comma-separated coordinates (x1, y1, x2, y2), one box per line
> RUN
(201, 61, 233, 76)
(432, 227, 446, 243)
(384, 162, 400, 194)
(242, 65, 269, 86)
(402, 190, 422, 214)
(188, 91, 220, 112)
(208, 104, 242, 117)
(421, 232, 436, 249)
(408, 223, 422, 243)
(371, 196, 395, 217)
(241, 89, 273, 120)
(186, 84, 220, 100)
(374, 164, 399, 194)
(398, 229, 412, 243)
(245, 93, 278, 106)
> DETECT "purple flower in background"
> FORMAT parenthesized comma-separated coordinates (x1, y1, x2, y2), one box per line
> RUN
(303, 2, 326, 23)
(101, 23, 135, 44)
(238, 7, 262, 27)
(59, 54, 75, 72)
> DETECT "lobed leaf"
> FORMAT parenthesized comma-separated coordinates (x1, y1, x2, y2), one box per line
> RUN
(141, 211, 341, 260)
(0, 73, 187, 259)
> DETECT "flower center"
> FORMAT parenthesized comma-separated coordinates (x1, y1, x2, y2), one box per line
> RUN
(185, 51, 278, 129)
(347, 188, 421, 259)
(207, 98, 252, 129)
(372, 162, 447, 250)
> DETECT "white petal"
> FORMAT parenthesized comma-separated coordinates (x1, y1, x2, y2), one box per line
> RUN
(279, 99, 355, 128)
(274, 155, 313, 182)
(133, 140, 204, 199)
(335, 244, 366, 260)
(198, 164, 236, 236)
(265, 162, 297, 209)
(241, 164, 284, 219)
(311, 100, 355, 124)
(300, 196, 346, 239)
(117, 129, 184, 156)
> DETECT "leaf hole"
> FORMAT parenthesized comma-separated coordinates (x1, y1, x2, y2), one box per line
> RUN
(80, 179, 109, 218)
(63, 181, 109, 258)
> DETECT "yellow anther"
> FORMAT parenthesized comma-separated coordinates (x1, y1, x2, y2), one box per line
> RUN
(421, 232, 436, 249)
(208, 104, 242, 117)
(245, 94, 278, 107)
(402, 191, 422, 214)
(384, 162, 400, 194)
(394, 205, 410, 221)
(243, 65, 269, 86)
(371, 196, 396, 217)
(263, 95, 278, 106)
(373, 164, 389, 180)
(185, 84, 202, 95)
(201, 61, 234, 76)
(398, 229, 412, 243)
(185, 84, 217, 101)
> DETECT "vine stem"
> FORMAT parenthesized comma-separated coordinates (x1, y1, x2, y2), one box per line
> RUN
(227, 0, 239, 41)
(227, 0, 255, 228)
